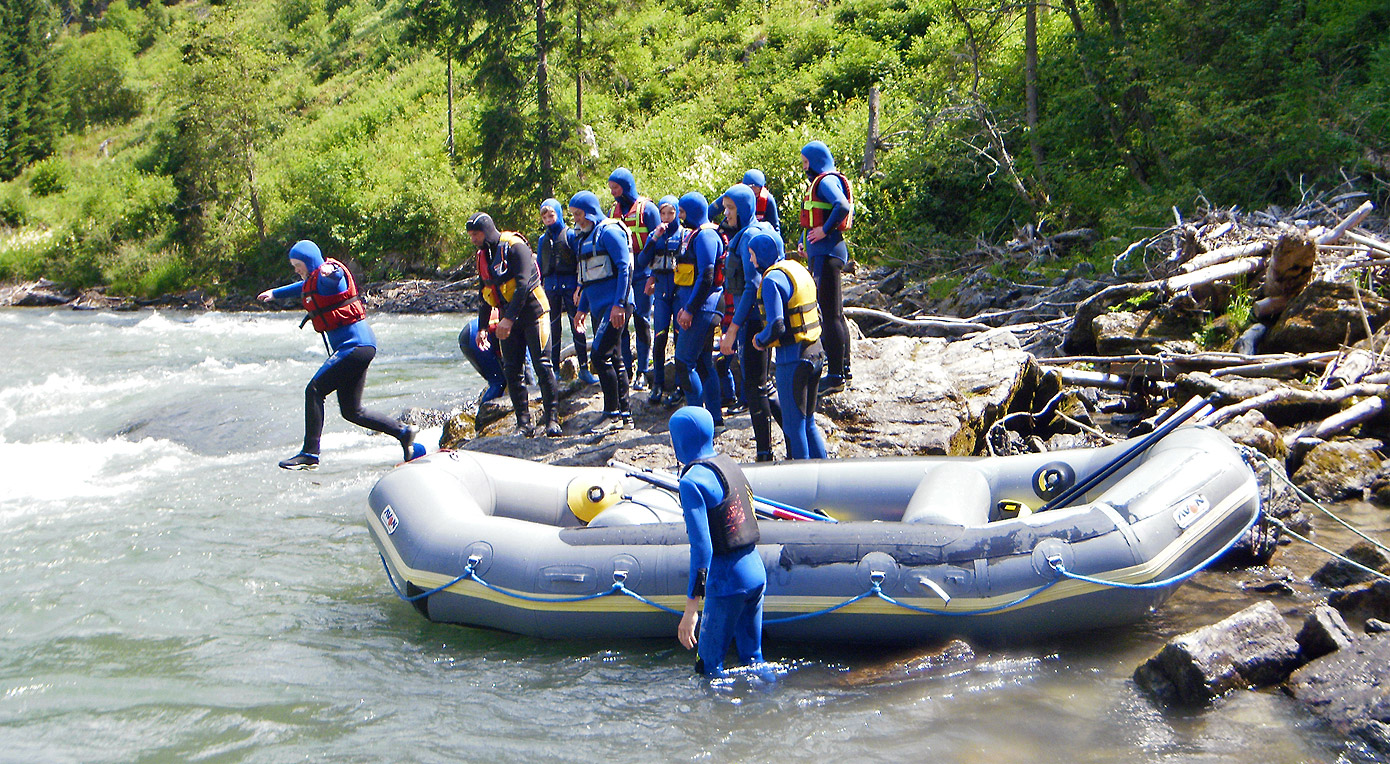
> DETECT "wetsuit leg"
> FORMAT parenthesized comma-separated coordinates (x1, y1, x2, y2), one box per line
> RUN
(814, 248, 851, 381)
(794, 344, 828, 458)
(632, 288, 652, 378)
(524, 310, 558, 422)
(545, 287, 565, 373)
(697, 586, 765, 677)
(732, 584, 766, 666)
(500, 327, 533, 427)
(651, 295, 673, 393)
(740, 317, 777, 458)
(774, 362, 807, 459)
(590, 313, 630, 414)
(307, 346, 406, 452)
(676, 310, 723, 425)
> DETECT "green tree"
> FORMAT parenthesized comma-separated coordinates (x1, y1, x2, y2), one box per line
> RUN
(0, 0, 61, 181)
(56, 28, 143, 129)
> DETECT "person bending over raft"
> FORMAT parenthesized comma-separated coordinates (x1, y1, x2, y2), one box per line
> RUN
(608, 168, 659, 390)
(468, 212, 561, 438)
(569, 190, 635, 431)
(798, 140, 853, 395)
(537, 199, 596, 385)
(257, 240, 422, 470)
(752, 233, 828, 460)
(673, 192, 727, 433)
(718, 183, 782, 462)
(671, 405, 768, 678)
(636, 195, 686, 406)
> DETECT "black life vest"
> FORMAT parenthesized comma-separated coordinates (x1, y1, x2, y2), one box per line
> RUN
(681, 454, 760, 555)
(540, 227, 577, 277)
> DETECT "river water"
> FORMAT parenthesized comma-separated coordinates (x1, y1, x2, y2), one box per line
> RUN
(1, 307, 1385, 763)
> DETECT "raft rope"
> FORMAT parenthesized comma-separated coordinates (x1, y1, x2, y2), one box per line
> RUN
(380, 507, 1262, 619)
(1255, 451, 1390, 561)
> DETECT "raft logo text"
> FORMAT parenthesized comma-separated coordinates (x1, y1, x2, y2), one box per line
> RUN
(381, 505, 400, 534)
(1173, 495, 1210, 530)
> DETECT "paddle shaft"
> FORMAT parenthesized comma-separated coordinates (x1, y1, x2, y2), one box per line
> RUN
(1038, 393, 1219, 512)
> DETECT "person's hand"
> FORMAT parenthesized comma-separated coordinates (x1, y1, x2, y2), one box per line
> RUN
(645, 277, 656, 296)
(609, 304, 628, 329)
(653, 222, 667, 238)
(720, 325, 738, 355)
(677, 308, 693, 331)
(496, 317, 513, 340)
(807, 226, 827, 243)
(476, 329, 490, 352)
(256, 290, 274, 302)
(678, 598, 700, 650)
(752, 334, 765, 351)
(574, 311, 588, 333)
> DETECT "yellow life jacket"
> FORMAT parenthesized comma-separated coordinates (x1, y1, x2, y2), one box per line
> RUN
(479, 232, 548, 310)
(757, 259, 821, 347)
(674, 222, 721, 287)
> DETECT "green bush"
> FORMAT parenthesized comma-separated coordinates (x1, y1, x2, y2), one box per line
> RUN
(0, 186, 29, 228)
(28, 156, 72, 197)
(56, 29, 143, 129)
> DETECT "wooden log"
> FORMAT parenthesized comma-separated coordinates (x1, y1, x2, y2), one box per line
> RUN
(1200, 382, 1388, 428)
(1282, 395, 1386, 447)
(1345, 231, 1390, 257)
(1210, 350, 1340, 378)
(1179, 241, 1271, 273)
(843, 306, 990, 333)
(1315, 201, 1376, 245)
(1326, 349, 1377, 389)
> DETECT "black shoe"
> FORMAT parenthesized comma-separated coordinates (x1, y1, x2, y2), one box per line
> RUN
(818, 374, 845, 395)
(632, 374, 648, 391)
(725, 401, 748, 416)
(755, 451, 774, 463)
(278, 452, 319, 470)
(647, 388, 664, 405)
(662, 392, 683, 408)
(545, 420, 564, 437)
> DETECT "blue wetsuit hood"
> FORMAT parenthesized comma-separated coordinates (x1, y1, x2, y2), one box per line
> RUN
(608, 167, 638, 207)
(658, 195, 679, 213)
(750, 231, 786, 273)
(541, 198, 567, 236)
(568, 190, 607, 228)
(723, 184, 757, 232)
(678, 192, 710, 228)
(742, 169, 767, 187)
(289, 240, 325, 270)
(801, 141, 837, 179)
(670, 405, 717, 465)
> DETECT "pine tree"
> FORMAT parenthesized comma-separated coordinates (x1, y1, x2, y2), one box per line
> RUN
(0, 0, 61, 181)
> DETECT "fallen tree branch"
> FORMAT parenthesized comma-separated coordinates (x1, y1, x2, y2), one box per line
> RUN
(1315, 201, 1376, 245)
(1179, 241, 1271, 273)
(1199, 382, 1388, 428)
(1282, 395, 1386, 447)
(844, 306, 990, 333)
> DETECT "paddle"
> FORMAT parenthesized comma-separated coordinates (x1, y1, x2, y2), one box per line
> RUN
(1037, 393, 1220, 513)
(609, 459, 835, 522)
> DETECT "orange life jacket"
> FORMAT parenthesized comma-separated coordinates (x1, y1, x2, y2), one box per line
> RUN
(476, 232, 545, 309)
(300, 259, 365, 333)
(754, 186, 772, 222)
(799, 172, 853, 231)
(613, 196, 654, 253)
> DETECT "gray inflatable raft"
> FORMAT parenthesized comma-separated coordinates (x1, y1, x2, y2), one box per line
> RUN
(367, 425, 1260, 644)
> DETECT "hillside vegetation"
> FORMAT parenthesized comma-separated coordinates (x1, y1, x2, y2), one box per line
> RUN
(1, 0, 1387, 298)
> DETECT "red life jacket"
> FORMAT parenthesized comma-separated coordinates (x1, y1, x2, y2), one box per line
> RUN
(754, 186, 772, 222)
(476, 232, 539, 308)
(612, 196, 653, 253)
(799, 171, 854, 231)
(301, 259, 365, 333)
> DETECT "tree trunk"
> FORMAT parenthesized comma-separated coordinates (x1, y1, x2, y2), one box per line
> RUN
(1024, 1, 1047, 188)
(862, 84, 880, 177)
(575, 5, 583, 126)
(1057, 0, 1149, 190)
(446, 55, 455, 159)
(536, 0, 552, 198)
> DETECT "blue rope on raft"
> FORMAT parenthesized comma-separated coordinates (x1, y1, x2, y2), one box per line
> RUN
(380, 509, 1259, 619)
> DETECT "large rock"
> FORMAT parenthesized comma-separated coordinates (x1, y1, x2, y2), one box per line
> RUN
(0, 278, 74, 307)
(1296, 605, 1356, 661)
(1133, 600, 1303, 705)
(1091, 309, 1203, 355)
(1218, 410, 1288, 460)
(1311, 541, 1390, 589)
(819, 331, 1049, 457)
(1330, 580, 1390, 626)
(1285, 634, 1390, 759)
(1292, 439, 1383, 502)
(1264, 280, 1390, 353)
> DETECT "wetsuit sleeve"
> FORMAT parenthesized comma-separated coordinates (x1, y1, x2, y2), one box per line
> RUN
(680, 465, 720, 599)
(502, 240, 538, 322)
(600, 224, 632, 306)
(269, 281, 305, 300)
(755, 271, 791, 347)
(731, 240, 762, 328)
(683, 230, 719, 315)
(817, 175, 850, 233)
(634, 231, 659, 272)
(765, 195, 781, 233)
(642, 202, 660, 243)
(316, 263, 349, 295)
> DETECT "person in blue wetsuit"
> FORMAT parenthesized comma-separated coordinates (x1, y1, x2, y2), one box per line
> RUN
(570, 190, 634, 431)
(718, 183, 782, 462)
(635, 195, 685, 406)
(673, 192, 726, 432)
(608, 168, 660, 391)
(458, 317, 506, 405)
(257, 240, 421, 470)
(706, 169, 780, 234)
(671, 405, 766, 678)
(752, 233, 828, 460)
(798, 140, 853, 395)
(537, 198, 596, 385)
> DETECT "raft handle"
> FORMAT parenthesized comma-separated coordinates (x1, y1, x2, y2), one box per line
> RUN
(612, 569, 629, 584)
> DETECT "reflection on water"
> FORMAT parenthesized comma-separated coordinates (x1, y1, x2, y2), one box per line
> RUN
(0, 308, 1384, 763)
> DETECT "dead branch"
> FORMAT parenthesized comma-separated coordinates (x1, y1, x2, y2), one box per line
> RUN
(1315, 201, 1376, 245)
(1199, 382, 1387, 428)
(1178, 241, 1271, 273)
(1282, 395, 1386, 447)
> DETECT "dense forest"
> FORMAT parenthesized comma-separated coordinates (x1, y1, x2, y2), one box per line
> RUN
(0, 0, 1387, 298)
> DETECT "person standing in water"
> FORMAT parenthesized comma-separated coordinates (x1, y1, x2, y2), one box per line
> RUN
(798, 140, 854, 395)
(671, 405, 767, 678)
(257, 240, 422, 470)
